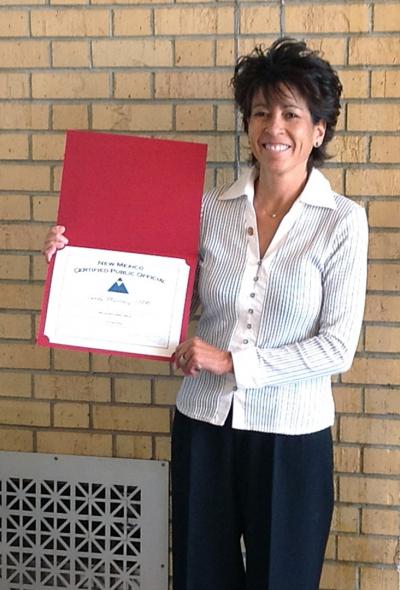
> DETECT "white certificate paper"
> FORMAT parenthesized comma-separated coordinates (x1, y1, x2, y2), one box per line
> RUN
(44, 246, 190, 358)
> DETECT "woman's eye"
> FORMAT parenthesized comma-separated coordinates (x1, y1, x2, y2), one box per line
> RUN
(285, 111, 298, 119)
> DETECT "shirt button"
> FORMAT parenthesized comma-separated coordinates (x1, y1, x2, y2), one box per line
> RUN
(250, 292, 255, 298)
(247, 324, 252, 329)
(247, 227, 254, 236)
(243, 339, 248, 344)
(253, 276, 259, 282)
(248, 309, 254, 314)
(233, 386, 238, 391)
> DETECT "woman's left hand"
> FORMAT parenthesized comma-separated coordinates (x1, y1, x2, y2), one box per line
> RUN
(175, 337, 233, 377)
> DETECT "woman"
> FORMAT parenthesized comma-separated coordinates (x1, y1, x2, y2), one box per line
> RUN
(44, 38, 368, 590)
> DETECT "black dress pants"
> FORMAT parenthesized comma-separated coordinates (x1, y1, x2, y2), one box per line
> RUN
(171, 409, 333, 590)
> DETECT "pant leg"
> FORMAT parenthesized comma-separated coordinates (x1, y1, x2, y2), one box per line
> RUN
(171, 410, 246, 590)
(238, 428, 333, 590)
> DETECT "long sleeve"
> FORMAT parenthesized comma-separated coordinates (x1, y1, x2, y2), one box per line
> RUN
(232, 206, 368, 389)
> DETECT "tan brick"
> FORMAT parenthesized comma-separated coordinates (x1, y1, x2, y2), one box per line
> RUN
(216, 167, 235, 187)
(54, 402, 89, 428)
(365, 388, 400, 415)
(0, 195, 30, 220)
(155, 7, 233, 35)
(321, 168, 344, 194)
(156, 72, 231, 99)
(0, 255, 29, 280)
(32, 196, 59, 222)
(154, 379, 181, 405)
(155, 435, 171, 461)
(92, 0, 171, 4)
(53, 350, 90, 371)
(330, 135, 367, 163)
(325, 534, 336, 559)
(365, 295, 400, 322)
(341, 416, 400, 445)
(372, 70, 400, 98)
(305, 37, 347, 66)
(113, 73, 151, 99)
(92, 355, 170, 375)
(35, 374, 110, 402)
(347, 103, 400, 132)
(373, 4, 400, 32)
(334, 445, 361, 473)
(0, 224, 49, 251)
(0, 313, 31, 339)
(0, 165, 50, 191)
(175, 40, 214, 67)
(368, 264, 400, 290)
(349, 37, 400, 65)
(51, 0, 89, 5)
(92, 40, 172, 67)
(320, 562, 357, 590)
(286, 3, 368, 33)
(240, 6, 280, 34)
(343, 358, 400, 385)
(114, 378, 151, 404)
(338, 535, 397, 564)
(369, 202, 400, 228)
(216, 39, 234, 66)
(93, 405, 170, 433)
(51, 41, 89, 67)
(0, 40, 49, 68)
(217, 105, 235, 131)
(332, 386, 362, 413)
(92, 104, 172, 131)
(176, 105, 214, 131)
(0, 133, 29, 160)
(0, 285, 42, 312)
(0, 104, 48, 130)
(364, 448, 400, 476)
(32, 254, 48, 281)
(0, 428, 33, 451)
(340, 476, 400, 505)
(0, 344, 49, 369)
(0, 372, 31, 397)
(115, 434, 152, 459)
(32, 134, 66, 161)
(0, 399, 49, 426)
(53, 165, 63, 191)
(338, 70, 369, 99)
(366, 326, 400, 353)
(37, 431, 112, 456)
(31, 9, 109, 36)
(0, 0, 45, 4)
(0, 73, 29, 98)
(33, 72, 109, 99)
(360, 567, 399, 590)
(331, 505, 359, 533)
(113, 9, 151, 35)
(370, 136, 400, 163)
(346, 169, 400, 196)
(52, 104, 88, 130)
(0, 11, 29, 36)
(362, 508, 400, 536)
(368, 232, 400, 260)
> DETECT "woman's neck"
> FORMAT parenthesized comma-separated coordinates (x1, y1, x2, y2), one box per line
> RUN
(254, 165, 309, 212)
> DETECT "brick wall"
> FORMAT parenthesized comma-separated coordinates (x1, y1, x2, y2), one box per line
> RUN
(0, 1, 399, 588)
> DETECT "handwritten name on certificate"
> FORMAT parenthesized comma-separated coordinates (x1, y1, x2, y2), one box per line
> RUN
(44, 246, 190, 357)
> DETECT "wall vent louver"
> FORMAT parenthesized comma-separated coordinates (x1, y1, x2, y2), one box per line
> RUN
(0, 451, 168, 590)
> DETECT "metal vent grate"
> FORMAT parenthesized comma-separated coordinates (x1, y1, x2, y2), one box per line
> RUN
(0, 451, 168, 590)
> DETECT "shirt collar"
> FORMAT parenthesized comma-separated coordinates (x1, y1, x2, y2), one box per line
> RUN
(218, 166, 337, 211)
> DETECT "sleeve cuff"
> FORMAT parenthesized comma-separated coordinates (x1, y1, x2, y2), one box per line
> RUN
(231, 347, 261, 389)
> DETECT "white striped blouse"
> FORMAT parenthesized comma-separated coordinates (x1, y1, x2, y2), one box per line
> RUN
(176, 166, 369, 435)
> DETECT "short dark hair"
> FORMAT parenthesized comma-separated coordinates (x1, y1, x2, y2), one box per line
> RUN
(231, 37, 342, 168)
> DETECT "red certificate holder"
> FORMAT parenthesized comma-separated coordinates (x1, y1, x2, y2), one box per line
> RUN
(37, 130, 207, 361)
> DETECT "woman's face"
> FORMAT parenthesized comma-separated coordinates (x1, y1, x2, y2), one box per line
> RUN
(247, 85, 326, 178)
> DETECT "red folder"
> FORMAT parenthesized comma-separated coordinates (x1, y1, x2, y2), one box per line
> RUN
(37, 130, 207, 360)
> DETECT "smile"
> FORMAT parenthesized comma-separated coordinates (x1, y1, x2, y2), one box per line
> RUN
(262, 143, 291, 152)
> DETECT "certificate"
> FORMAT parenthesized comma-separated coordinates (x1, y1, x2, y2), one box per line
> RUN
(44, 246, 190, 358)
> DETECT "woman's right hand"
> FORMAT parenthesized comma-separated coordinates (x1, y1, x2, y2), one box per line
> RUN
(42, 225, 69, 263)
